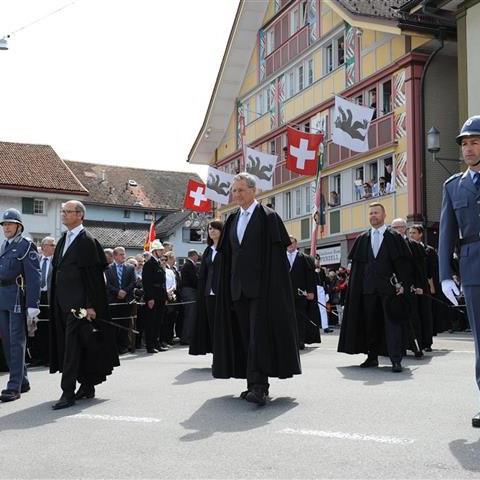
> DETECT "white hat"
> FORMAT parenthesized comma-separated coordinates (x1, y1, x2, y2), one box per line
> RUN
(150, 239, 164, 252)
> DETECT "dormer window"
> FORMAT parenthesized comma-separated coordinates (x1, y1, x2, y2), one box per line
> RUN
(128, 179, 138, 187)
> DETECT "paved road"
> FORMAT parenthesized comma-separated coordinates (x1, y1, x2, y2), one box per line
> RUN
(0, 331, 479, 479)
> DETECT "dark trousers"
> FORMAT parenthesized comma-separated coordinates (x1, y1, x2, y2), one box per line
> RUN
(163, 305, 177, 344)
(294, 297, 307, 347)
(181, 287, 197, 344)
(463, 286, 480, 392)
(205, 295, 216, 349)
(232, 296, 268, 390)
(144, 302, 163, 350)
(28, 291, 50, 365)
(363, 293, 402, 363)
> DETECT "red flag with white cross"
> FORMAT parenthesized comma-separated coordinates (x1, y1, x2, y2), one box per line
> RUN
(286, 126, 324, 176)
(183, 179, 211, 213)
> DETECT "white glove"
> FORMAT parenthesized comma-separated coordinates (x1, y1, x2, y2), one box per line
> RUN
(27, 308, 41, 319)
(441, 279, 460, 306)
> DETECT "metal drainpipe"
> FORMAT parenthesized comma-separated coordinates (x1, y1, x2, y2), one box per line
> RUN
(420, 29, 444, 238)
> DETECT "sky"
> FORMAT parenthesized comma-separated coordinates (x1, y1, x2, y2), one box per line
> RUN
(0, 0, 239, 181)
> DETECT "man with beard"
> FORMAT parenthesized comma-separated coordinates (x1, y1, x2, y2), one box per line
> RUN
(213, 172, 300, 406)
(50, 200, 119, 409)
(338, 203, 410, 372)
(439, 115, 480, 428)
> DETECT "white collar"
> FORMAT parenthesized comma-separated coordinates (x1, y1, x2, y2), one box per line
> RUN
(468, 168, 480, 179)
(67, 224, 84, 236)
(240, 199, 258, 216)
(371, 224, 387, 235)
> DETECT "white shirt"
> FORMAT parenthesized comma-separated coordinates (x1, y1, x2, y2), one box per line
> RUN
(236, 199, 258, 243)
(370, 224, 387, 252)
(287, 249, 297, 268)
(63, 224, 84, 254)
(165, 268, 176, 290)
(468, 168, 480, 180)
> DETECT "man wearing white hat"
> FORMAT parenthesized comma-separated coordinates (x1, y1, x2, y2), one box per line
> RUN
(142, 240, 167, 353)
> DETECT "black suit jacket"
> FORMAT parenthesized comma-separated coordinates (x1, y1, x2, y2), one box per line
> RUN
(228, 205, 263, 301)
(289, 251, 316, 297)
(142, 257, 167, 303)
(180, 259, 198, 289)
(105, 262, 136, 303)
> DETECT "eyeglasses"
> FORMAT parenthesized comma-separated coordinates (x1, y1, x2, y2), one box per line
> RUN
(60, 209, 79, 214)
(44, 244, 56, 247)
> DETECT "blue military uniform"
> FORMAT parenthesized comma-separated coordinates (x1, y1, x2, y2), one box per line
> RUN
(439, 116, 480, 426)
(0, 209, 41, 399)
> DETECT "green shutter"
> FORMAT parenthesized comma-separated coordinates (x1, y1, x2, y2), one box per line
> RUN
(22, 198, 34, 214)
(330, 210, 340, 235)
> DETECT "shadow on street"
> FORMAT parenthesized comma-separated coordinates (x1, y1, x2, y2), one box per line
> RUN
(449, 437, 480, 472)
(172, 367, 214, 385)
(180, 395, 298, 441)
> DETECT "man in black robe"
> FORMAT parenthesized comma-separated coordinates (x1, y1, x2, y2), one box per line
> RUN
(338, 203, 411, 372)
(213, 172, 300, 406)
(49, 200, 119, 410)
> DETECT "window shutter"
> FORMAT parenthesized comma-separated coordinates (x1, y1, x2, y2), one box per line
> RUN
(22, 198, 34, 214)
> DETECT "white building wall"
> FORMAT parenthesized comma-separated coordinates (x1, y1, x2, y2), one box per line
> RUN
(467, 3, 480, 115)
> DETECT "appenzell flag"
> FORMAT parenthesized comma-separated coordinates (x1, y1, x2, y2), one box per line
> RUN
(286, 126, 324, 176)
(183, 179, 211, 213)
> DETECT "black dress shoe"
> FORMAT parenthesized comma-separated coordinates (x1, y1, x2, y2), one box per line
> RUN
(118, 348, 129, 355)
(20, 383, 31, 393)
(52, 396, 75, 410)
(414, 350, 424, 358)
(0, 389, 20, 402)
(74, 385, 95, 400)
(246, 387, 267, 406)
(392, 362, 403, 373)
(146, 348, 159, 353)
(299, 344, 305, 350)
(324, 328, 334, 333)
(27, 359, 44, 367)
(472, 413, 480, 428)
(424, 347, 432, 352)
(240, 390, 249, 400)
(360, 357, 379, 368)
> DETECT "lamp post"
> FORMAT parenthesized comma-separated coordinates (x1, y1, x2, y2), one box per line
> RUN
(427, 126, 461, 176)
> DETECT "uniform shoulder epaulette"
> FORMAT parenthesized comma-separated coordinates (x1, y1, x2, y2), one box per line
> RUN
(444, 172, 462, 184)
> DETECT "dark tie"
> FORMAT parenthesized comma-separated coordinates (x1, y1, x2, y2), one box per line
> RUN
(40, 257, 48, 289)
(473, 172, 480, 190)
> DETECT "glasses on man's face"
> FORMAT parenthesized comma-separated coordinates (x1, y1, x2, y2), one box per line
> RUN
(61, 209, 78, 214)
(44, 244, 56, 247)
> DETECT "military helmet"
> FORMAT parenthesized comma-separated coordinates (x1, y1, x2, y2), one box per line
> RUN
(0, 208, 24, 231)
(456, 115, 480, 145)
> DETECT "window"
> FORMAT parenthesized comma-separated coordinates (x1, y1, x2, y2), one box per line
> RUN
(368, 161, 378, 184)
(368, 88, 377, 119)
(290, 8, 299, 36)
(324, 33, 345, 74)
(182, 228, 202, 243)
(284, 191, 292, 220)
(298, 64, 304, 91)
(33, 199, 45, 215)
(295, 189, 302, 216)
(266, 29, 275, 56)
(305, 184, 312, 213)
(124, 210, 131, 219)
(144, 211, 153, 221)
(381, 80, 392, 115)
(301, 0, 308, 26)
(329, 174, 341, 206)
(270, 140, 276, 155)
(307, 58, 314, 86)
(354, 166, 365, 201)
(288, 71, 295, 98)
(301, 217, 310, 240)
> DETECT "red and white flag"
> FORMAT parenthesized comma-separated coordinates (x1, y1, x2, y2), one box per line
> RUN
(286, 126, 324, 176)
(183, 179, 211, 213)
(144, 219, 156, 252)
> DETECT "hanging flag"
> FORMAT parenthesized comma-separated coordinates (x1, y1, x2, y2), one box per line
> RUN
(205, 167, 235, 205)
(311, 140, 326, 253)
(332, 95, 374, 152)
(144, 217, 156, 252)
(240, 112, 247, 171)
(245, 146, 277, 191)
(183, 179, 211, 213)
(286, 126, 324, 176)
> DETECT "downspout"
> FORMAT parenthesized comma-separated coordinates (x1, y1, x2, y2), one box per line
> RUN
(420, 29, 445, 235)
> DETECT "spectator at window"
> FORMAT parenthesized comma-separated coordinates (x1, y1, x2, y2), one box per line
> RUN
(328, 191, 340, 207)
(372, 176, 391, 196)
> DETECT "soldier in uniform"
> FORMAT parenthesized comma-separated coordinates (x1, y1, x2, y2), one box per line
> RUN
(439, 115, 480, 428)
(0, 208, 40, 402)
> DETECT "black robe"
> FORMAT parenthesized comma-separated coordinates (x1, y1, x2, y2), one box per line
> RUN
(49, 230, 119, 386)
(337, 228, 411, 356)
(304, 255, 321, 344)
(212, 205, 301, 379)
(189, 245, 221, 355)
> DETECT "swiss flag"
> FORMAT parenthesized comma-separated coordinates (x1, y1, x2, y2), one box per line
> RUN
(183, 179, 211, 213)
(144, 220, 156, 252)
(286, 126, 324, 176)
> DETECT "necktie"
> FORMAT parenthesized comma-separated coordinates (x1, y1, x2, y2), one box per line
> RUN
(288, 252, 295, 268)
(372, 229, 380, 257)
(473, 172, 480, 190)
(40, 257, 48, 289)
(117, 264, 123, 286)
(63, 231, 74, 255)
(237, 211, 250, 243)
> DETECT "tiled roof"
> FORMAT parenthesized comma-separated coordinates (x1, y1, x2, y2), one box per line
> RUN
(335, 0, 411, 20)
(65, 160, 203, 211)
(0, 141, 88, 195)
(83, 220, 148, 249)
(157, 210, 192, 238)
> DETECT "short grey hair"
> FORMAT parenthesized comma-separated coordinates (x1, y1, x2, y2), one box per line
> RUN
(69, 200, 87, 219)
(41, 236, 55, 247)
(233, 172, 256, 189)
(391, 217, 407, 228)
(165, 251, 176, 259)
(113, 246, 126, 255)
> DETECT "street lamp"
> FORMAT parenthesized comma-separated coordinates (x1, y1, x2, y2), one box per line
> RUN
(426, 125, 461, 175)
